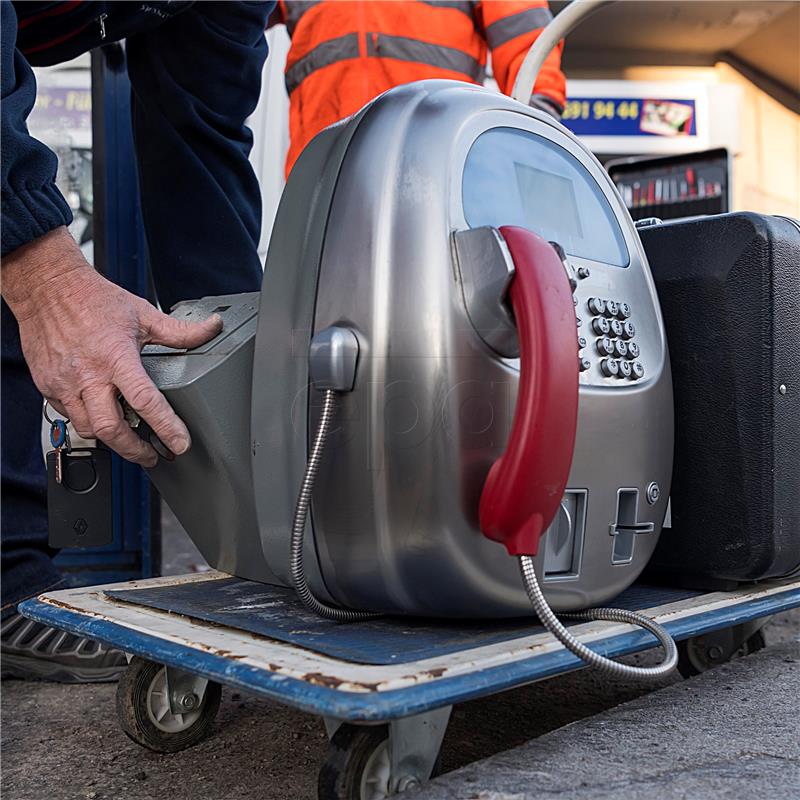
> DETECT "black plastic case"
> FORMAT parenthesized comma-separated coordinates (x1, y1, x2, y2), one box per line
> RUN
(640, 212, 800, 588)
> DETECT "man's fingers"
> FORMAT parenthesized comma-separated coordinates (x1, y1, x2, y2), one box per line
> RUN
(59, 399, 93, 440)
(144, 308, 223, 350)
(82, 386, 158, 467)
(47, 396, 93, 442)
(114, 363, 191, 457)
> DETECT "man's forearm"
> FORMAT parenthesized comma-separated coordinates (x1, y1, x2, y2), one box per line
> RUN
(1, 228, 92, 323)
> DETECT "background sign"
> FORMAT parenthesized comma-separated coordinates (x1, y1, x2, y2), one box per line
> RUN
(562, 97, 697, 138)
(564, 80, 710, 155)
(29, 86, 92, 135)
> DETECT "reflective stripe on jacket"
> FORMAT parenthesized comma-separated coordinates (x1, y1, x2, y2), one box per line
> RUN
(274, 1, 566, 175)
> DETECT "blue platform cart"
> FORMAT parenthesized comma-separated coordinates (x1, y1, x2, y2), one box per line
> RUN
(20, 572, 800, 799)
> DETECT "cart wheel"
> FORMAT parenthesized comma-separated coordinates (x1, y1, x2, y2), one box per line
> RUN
(677, 622, 767, 678)
(318, 724, 442, 800)
(116, 657, 221, 753)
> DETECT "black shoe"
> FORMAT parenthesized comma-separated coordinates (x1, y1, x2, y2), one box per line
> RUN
(1, 612, 127, 683)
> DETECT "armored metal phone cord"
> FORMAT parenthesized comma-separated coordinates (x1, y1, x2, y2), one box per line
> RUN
(290, 389, 380, 622)
(519, 555, 678, 679)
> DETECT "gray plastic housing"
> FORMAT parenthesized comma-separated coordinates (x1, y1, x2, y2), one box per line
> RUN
(141, 293, 279, 584)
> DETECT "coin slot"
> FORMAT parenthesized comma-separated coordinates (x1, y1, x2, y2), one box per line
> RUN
(543, 490, 587, 580)
(611, 489, 640, 564)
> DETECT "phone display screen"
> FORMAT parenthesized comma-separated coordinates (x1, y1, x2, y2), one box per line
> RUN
(514, 163, 584, 242)
(463, 127, 629, 267)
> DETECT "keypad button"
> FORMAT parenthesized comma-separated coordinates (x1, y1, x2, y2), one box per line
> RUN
(578, 336, 587, 349)
(600, 358, 619, 377)
(597, 337, 614, 356)
(627, 341, 640, 359)
(577, 266, 591, 279)
(613, 340, 628, 358)
(592, 317, 610, 335)
(610, 319, 624, 337)
(632, 361, 645, 379)
(618, 360, 632, 378)
(579, 357, 591, 372)
(588, 297, 606, 315)
(622, 320, 636, 339)
(618, 302, 632, 319)
(605, 300, 619, 317)
(576, 316, 582, 327)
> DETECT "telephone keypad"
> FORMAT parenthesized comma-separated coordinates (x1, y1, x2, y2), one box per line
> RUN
(597, 337, 614, 356)
(588, 297, 606, 316)
(600, 358, 619, 377)
(582, 296, 644, 383)
(622, 321, 636, 339)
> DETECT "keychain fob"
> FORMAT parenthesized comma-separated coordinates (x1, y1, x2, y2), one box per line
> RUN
(47, 447, 113, 548)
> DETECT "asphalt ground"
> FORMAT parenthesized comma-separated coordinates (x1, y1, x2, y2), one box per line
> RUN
(418, 635, 800, 800)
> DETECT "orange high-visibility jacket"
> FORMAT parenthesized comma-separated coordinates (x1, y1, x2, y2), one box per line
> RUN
(272, 1, 566, 175)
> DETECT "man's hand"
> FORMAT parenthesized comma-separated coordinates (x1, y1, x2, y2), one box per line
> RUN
(2, 227, 223, 467)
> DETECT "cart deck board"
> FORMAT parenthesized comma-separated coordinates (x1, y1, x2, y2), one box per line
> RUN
(103, 577, 701, 665)
(19, 572, 800, 722)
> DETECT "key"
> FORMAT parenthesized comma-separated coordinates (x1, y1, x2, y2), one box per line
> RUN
(47, 446, 113, 548)
(50, 419, 71, 485)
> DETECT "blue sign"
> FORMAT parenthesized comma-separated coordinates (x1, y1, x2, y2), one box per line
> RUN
(561, 97, 697, 138)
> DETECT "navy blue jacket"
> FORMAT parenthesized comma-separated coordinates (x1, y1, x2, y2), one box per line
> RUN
(2, 1, 273, 308)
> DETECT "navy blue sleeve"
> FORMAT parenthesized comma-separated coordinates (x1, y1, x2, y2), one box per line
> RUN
(1, 1, 72, 257)
(126, 1, 273, 310)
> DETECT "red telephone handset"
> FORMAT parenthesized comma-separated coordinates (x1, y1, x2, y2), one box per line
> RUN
(478, 226, 580, 557)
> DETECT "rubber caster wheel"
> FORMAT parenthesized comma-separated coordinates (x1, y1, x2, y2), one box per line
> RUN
(116, 657, 221, 753)
(677, 622, 767, 678)
(318, 724, 442, 800)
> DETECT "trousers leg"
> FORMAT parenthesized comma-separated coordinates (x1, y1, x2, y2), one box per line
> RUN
(1, 300, 63, 618)
(127, 1, 273, 310)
